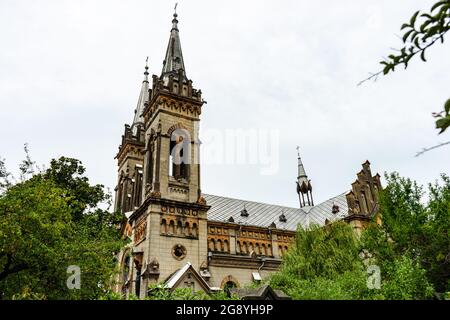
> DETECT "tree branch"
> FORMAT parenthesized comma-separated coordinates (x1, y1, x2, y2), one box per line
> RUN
(415, 140, 450, 157)
(0, 254, 29, 281)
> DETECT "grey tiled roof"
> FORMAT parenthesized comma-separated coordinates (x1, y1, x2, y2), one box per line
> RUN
(203, 192, 349, 232)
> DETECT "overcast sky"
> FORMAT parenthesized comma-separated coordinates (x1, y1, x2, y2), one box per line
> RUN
(1, 0, 449, 208)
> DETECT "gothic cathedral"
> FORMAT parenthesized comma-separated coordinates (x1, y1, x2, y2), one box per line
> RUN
(113, 12, 382, 298)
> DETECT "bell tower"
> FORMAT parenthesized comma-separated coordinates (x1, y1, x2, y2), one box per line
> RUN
(124, 10, 210, 298)
(141, 10, 205, 203)
(114, 60, 149, 215)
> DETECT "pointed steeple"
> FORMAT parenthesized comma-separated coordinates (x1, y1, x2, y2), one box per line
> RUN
(296, 147, 314, 207)
(161, 6, 187, 81)
(297, 147, 308, 183)
(131, 58, 150, 136)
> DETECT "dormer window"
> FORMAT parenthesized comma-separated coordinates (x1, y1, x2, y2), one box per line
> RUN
(240, 207, 249, 217)
(279, 213, 287, 223)
(332, 204, 340, 214)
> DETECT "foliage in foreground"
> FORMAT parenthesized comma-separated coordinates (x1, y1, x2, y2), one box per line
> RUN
(0, 152, 125, 299)
(98, 285, 239, 300)
(270, 173, 449, 299)
(362, 173, 449, 295)
(146, 284, 240, 300)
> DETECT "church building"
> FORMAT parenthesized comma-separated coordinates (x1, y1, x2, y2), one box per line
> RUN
(113, 11, 382, 298)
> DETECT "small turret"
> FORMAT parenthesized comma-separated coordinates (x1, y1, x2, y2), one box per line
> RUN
(296, 147, 314, 207)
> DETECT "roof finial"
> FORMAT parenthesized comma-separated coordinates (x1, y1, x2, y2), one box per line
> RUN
(172, 3, 179, 30)
(296, 145, 301, 159)
(144, 56, 149, 82)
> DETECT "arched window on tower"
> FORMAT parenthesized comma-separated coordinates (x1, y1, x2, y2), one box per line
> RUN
(262, 243, 267, 256)
(169, 128, 190, 181)
(209, 239, 215, 251)
(176, 221, 182, 235)
(224, 240, 229, 253)
(133, 167, 143, 208)
(121, 254, 130, 295)
(117, 179, 124, 212)
(168, 220, 175, 235)
(160, 219, 167, 234)
(192, 223, 198, 238)
(146, 139, 154, 188)
(184, 222, 190, 236)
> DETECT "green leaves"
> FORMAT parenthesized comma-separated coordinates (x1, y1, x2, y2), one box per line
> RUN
(445, 99, 450, 113)
(0, 155, 125, 299)
(371, 1, 450, 134)
(420, 50, 427, 61)
(431, 0, 449, 12)
(435, 115, 450, 133)
(433, 98, 450, 134)
(410, 10, 420, 26)
(270, 172, 449, 299)
(363, 173, 450, 294)
(380, 1, 449, 73)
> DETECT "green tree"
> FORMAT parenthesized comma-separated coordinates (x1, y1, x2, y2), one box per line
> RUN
(270, 215, 436, 299)
(269, 222, 372, 300)
(362, 173, 449, 295)
(361, 1, 450, 134)
(0, 154, 125, 299)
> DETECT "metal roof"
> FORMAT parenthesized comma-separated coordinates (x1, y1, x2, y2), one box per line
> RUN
(203, 192, 349, 231)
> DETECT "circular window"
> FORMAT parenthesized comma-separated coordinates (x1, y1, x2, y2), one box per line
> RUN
(172, 244, 187, 260)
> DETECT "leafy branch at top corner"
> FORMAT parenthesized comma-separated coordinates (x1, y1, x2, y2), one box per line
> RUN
(359, 1, 450, 135)
(389, 2, 448, 71)
(359, 1, 450, 85)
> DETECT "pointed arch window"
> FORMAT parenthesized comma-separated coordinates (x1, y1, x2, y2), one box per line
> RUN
(169, 128, 190, 181)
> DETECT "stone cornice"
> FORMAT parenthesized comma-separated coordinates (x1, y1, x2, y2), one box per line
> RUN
(115, 139, 145, 166)
(129, 196, 211, 223)
(209, 253, 281, 270)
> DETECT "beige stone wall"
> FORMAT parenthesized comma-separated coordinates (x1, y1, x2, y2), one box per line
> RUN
(133, 203, 208, 295)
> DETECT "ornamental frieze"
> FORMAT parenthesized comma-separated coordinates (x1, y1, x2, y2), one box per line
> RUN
(161, 205, 198, 217)
(134, 219, 147, 244)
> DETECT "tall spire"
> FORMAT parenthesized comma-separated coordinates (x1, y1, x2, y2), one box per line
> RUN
(161, 4, 187, 81)
(296, 146, 314, 208)
(297, 146, 307, 181)
(131, 58, 150, 136)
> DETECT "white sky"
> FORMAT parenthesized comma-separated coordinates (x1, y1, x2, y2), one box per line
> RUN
(1, 0, 449, 208)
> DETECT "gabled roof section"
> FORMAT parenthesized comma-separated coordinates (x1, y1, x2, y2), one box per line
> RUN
(230, 284, 291, 300)
(161, 12, 187, 81)
(163, 262, 211, 293)
(203, 192, 349, 231)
